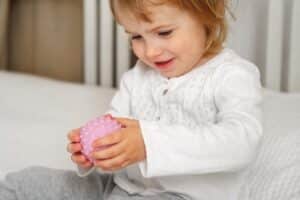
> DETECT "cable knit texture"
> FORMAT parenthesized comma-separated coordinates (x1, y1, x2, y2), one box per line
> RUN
(78, 48, 263, 200)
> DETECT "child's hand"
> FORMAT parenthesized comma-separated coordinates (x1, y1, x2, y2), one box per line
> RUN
(91, 118, 146, 171)
(67, 128, 93, 169)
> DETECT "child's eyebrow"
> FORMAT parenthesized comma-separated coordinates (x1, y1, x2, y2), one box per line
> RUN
(148, 25, 173, 32)
(124, 24, 173, 34)
(125, 30, 133, 34)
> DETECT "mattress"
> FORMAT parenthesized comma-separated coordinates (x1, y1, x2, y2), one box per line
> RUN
(0, 71, 300, 180)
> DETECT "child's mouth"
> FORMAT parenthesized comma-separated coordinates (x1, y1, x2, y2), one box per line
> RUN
(154, 58, 174, 69)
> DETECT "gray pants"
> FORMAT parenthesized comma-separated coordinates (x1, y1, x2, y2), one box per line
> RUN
(0, 166, 184, 200)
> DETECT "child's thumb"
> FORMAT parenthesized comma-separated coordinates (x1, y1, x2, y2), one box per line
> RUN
(115, 117, 136, 127)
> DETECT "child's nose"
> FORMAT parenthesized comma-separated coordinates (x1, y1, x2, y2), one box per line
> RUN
(145, 43, 162, 59)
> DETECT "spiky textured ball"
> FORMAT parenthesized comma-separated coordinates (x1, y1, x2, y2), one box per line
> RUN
(79, 115, 121, 162)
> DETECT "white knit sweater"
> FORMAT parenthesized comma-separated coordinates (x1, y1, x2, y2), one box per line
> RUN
(79, 48, 263, 200)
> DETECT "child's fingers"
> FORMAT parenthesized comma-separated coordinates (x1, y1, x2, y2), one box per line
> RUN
(92, 130, 123, 148)
(67, 143, 82, 154)
(70, 153, 94, 169)
(80, 161, 93, 169)
(71, 153, 89, 164)
(94, 153, 129, 171)
(67, 128, 81, 142)
(92, 141, 125, 160)
(114, 117, 136, 127)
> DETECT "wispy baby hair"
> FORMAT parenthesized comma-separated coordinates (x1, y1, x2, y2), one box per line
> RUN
(109, 0, 233, 57)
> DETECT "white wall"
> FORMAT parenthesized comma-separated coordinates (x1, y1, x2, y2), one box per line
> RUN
(227, 0, 299, 91)
(227, 0, 269, 84)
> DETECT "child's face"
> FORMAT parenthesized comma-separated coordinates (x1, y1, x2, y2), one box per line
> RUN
(117, 4, 208, 78)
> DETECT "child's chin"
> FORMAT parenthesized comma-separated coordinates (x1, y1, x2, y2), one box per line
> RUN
(160, 71, 179, 79)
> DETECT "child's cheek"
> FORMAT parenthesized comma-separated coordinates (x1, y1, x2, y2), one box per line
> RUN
(132, 43, 143, 58)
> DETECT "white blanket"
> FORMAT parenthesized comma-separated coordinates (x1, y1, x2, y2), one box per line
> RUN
(0, 71, 116, 176)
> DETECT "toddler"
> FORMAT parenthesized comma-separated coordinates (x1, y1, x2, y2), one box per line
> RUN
(0, 0, 262, 200)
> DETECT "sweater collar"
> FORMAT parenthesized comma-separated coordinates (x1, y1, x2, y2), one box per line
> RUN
(153, 48, 231, 86)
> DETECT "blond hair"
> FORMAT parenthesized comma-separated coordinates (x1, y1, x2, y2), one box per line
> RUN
(110, 0, 233, 57)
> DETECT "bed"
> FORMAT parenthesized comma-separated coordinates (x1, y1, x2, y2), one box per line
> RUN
(0, 70, 299, 199)
(0, 71, 116, 175)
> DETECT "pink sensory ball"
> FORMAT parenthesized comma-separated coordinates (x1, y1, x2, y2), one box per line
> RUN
(80, 115, 122, 162)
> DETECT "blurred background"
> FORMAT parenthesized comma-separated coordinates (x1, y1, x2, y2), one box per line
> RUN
(0, 0, 83, 82)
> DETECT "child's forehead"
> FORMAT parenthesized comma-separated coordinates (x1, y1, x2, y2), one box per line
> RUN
(115, 2, 185, 24)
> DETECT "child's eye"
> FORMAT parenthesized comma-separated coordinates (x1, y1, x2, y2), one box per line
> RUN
(158, 30, 173, 37)
(131, 35, 142, 40)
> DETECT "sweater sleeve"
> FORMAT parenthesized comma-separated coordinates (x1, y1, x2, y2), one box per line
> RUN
(138, 66, 263, 178)
(105, 70, 133, 117)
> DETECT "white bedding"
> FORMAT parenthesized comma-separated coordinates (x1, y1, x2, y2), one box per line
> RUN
(0, 71, 299, 199)
(0, 71, 116, 176)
